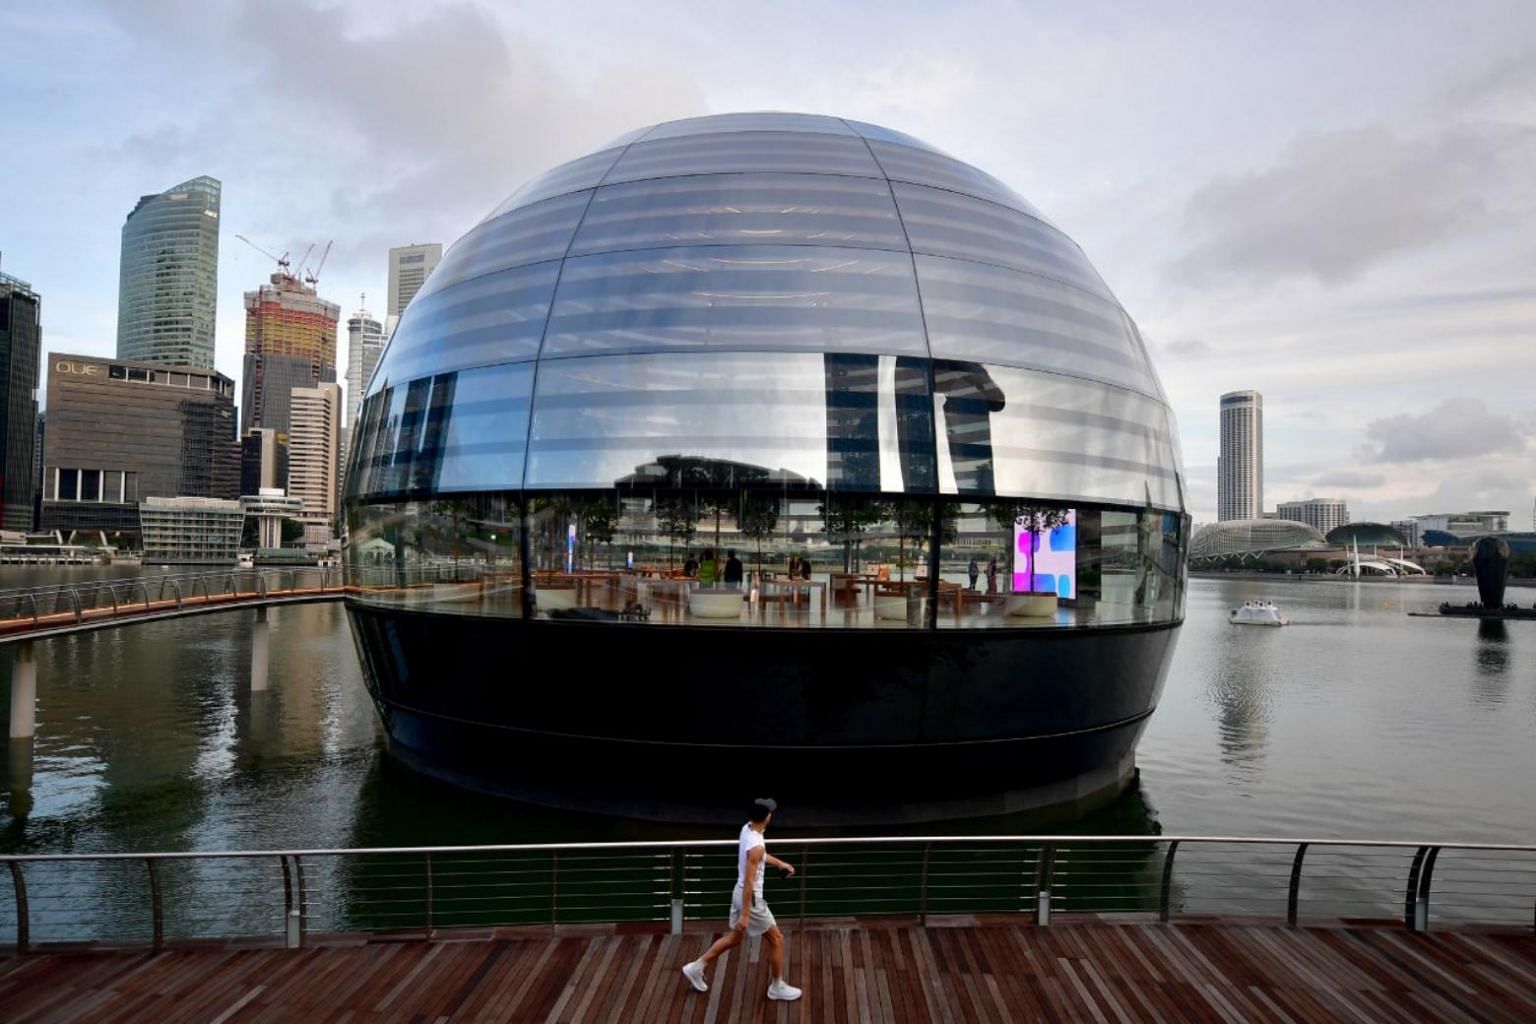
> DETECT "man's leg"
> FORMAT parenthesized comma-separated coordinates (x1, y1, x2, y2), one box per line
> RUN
(764, 926, 784, 979)
(699, 928, 742, 966)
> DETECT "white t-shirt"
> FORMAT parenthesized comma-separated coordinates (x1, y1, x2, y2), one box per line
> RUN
(737, 823, 766, 893)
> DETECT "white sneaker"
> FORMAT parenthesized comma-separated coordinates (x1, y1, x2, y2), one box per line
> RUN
(682, 960, 708, 992)
(767, 978, 802, 1001)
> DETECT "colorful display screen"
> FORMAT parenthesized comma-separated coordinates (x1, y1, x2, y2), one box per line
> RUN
(1013, 510, 1077, 598)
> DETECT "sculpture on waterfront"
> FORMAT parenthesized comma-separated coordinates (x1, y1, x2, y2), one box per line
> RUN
(1472, 535, 1509, 609)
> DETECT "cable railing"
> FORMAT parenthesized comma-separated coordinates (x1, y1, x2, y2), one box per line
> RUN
(0, 567, 347, 637)
(2, 835, 1532, 953)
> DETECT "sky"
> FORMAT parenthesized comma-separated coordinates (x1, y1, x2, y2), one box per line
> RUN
(1, 0, 1532, 525)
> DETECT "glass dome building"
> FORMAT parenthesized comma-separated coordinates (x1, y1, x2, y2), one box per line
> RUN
(346, 113, 1189, 824)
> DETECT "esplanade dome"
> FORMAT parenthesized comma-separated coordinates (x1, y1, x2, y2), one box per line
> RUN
(350, 112, 1183, 509)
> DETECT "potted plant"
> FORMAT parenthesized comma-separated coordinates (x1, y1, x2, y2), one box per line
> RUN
(986, 501, 1069, 617)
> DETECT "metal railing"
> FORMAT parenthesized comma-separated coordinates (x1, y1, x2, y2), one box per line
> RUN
(2, 835, 1533, 953)
(0, 568, 345, 637)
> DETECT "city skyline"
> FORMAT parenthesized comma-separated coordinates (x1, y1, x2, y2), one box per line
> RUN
(1, 2, 1532, 524)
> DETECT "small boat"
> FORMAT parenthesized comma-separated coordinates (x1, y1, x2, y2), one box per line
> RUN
(1229, 600, 1288, 626)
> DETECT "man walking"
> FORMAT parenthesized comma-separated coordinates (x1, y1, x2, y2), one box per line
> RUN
(681, 798, 802, 1002)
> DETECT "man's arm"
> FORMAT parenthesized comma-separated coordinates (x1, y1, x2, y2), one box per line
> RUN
(765, 852, 795, 877)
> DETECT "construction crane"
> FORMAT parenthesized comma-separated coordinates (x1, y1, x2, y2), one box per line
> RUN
(293, 243, 316, 281)
(305, 240, 333, 287)
(234, 235, 290, 276)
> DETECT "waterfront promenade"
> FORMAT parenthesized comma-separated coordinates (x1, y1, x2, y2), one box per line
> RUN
(3, 917, 1535, 1022)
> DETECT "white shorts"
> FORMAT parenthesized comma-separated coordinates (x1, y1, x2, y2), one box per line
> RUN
(730, 884, 777, 937)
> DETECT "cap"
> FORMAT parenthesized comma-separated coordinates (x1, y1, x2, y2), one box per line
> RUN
(753, 797, 778, 813)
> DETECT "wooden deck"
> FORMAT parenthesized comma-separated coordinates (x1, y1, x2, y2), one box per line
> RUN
(3, 917, 1535, 1023)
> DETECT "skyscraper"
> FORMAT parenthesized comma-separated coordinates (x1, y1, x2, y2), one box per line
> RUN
(288, 381, 340, 544)
(1217, 390, 1263, 521)
(0, 272, 41, 532)
(387, 243, 442, 321)
(116, 176, 221, 368)
(1276, 498, 1348, 533)
(241, 271, 339, 436)
(345, 302, 385, 429)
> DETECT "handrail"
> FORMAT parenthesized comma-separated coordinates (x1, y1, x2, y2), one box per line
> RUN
(2, 833, 1532, 953)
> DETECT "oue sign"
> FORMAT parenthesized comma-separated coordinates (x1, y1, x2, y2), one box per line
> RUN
(56, 360, 101, 377)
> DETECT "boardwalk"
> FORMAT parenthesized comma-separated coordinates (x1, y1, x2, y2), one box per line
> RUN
(3, 918, 1534, 1023)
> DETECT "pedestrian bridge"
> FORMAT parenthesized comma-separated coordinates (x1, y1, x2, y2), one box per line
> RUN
(0, 567, 345, 645)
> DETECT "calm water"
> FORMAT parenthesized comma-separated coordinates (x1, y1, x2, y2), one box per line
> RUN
(2, 573, 1534, 854)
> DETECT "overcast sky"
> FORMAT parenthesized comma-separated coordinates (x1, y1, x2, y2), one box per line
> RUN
(2, 0, 1532, 524)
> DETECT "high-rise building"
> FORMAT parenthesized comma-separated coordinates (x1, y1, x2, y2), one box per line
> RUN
(241, 271, 339, 435)
(1217, 390, 1263, 521)
(0, 272, 41, 532)
(116, 176, 221, 369)
(288, 381, 340, 544)
(239, 427, 288, 496)
(1276, 498, 1348, 533)
(40, 354, 239, 540)
(387, 243, 442, 320)
(346, 302, 385, 428)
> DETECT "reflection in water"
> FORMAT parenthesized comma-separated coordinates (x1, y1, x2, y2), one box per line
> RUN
(1205, 629, 1277, 777)
(1473, 618, 1509, 707)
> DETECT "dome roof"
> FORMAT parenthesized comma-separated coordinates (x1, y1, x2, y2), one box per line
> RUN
(351, 112, 1183, 511)
(1191, 519, 1328, 559)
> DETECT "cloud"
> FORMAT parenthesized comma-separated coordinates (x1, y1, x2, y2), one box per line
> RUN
(1171, 124, 1506, 285)
(1363, 398, 1529, 463)
(1164, 338, 1212, 357)
(1312, 470, 1386, 489)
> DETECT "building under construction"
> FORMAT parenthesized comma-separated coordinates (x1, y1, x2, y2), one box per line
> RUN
(240, 271, 339, 437)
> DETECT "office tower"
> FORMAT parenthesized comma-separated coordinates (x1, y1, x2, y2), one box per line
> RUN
(241, 271, 339, 435)
(346, 302, 385, 428)
(1217, 390, 1263, 521)
(0, 272, 41, 532)
(288, 381, 340, 544)
(387, 243, 442, 320)
(116, 176, 221, 368)
(1276, 498, 1348, 533)
(239, 427, 289, 496)
(40, 354, 239, 539)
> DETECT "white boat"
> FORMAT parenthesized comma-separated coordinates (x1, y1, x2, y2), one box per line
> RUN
(1229, 600, 1288, 626)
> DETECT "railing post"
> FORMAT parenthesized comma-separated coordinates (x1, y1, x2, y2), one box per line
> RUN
(8, 861, 28, 954)
(25, 592, 37, 625)
(919, 842, 931, 925)
(1035, 843, 1056, 926)
(798, 848, 810, 933)
(108, 585, 119, 614)
(171, 581, 182, 610)
(1404, 845, 1440, 933)
(1160, 841, 1180, 922)
(424, 853, 434, 938)
(669, 849, 682, 935)
(550, 850, 559, 929)
(294, 855, 308, 947)
(1287, 843, 1309, 927)
(281, 855, 298, 948)
(146, 859, 164, 953)
(68, 588, 82, 625)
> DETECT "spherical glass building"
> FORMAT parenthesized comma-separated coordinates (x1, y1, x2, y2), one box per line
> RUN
(346, 113, 1189, 824)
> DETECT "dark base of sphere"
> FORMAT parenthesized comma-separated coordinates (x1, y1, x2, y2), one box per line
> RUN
(345, 602, 1180, 826)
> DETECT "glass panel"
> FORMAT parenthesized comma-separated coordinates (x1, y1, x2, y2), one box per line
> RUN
(604, 132, 884, 184)
(371, 261, 559, 388)
(58, 470, 77, 501)
(348, 496, 525, 615)
(524, 352, 836, 490)
(351, 363, 535, 500)
(541, 245, 927, 358)
(80, 469, 101, 502)
(487, 147, 625, 218)
(896, 185, 1111, 300)
(843, 118, 946, 153)
(640, 113, 857, 139)
(418, 190, 590, 301)
(916, 255, 1159, 396)
(980, 365, 1183, 508)
(866, 140, 1042, 217)
(570, 173, 907, 255)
